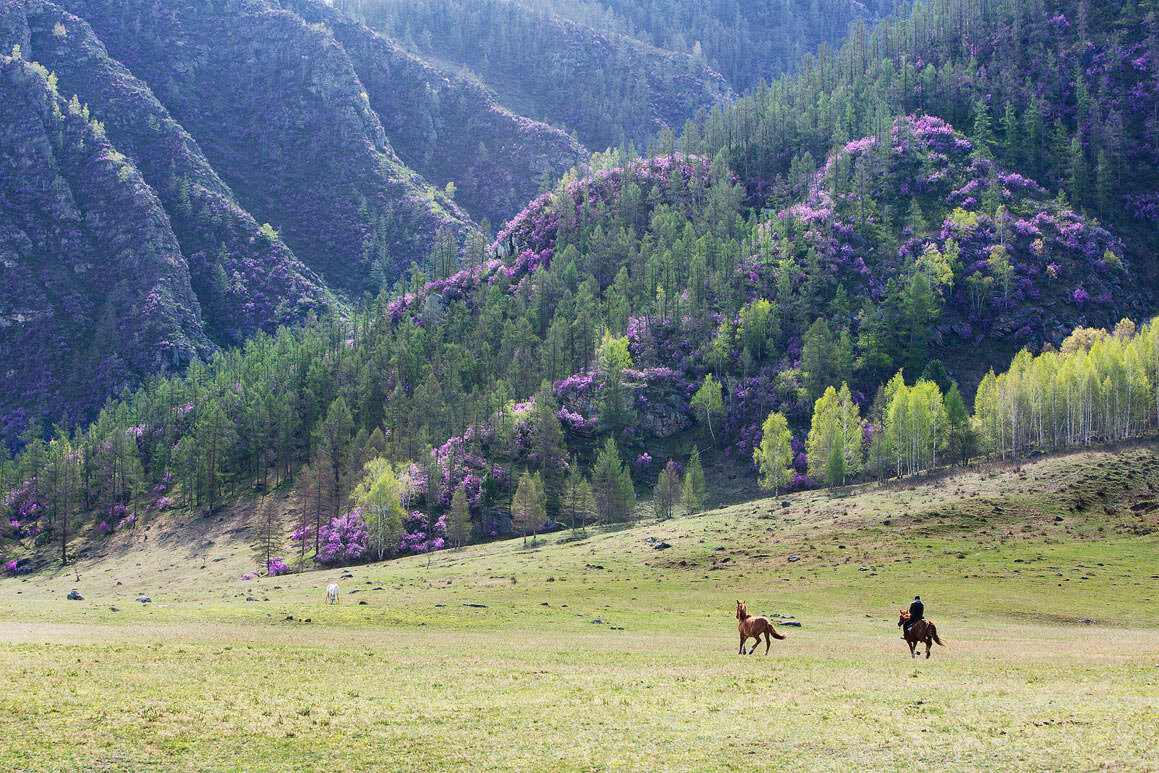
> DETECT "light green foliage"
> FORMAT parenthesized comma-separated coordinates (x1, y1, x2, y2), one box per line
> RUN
(351, 457, 405, 561)
(448, 487, 471, 548)
(915, 241, 954, 297)
(947, 207, 980, 233)
(882, 376, 947, 477)
(705, 319, 735, 374)
(690, 374, 724, 444)
(806, 384, 862, 485)
(987, 244, 1013, 300)
(753, 410, 793, 494)
(976, 320, 1157, 459)
(595, 333, 635, 434)
(737, 298, 778, 361)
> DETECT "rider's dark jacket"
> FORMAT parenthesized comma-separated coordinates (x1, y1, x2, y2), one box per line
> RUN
(908, 599, 924, 624)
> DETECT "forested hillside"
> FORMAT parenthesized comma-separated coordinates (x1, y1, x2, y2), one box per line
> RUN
(339, 0, 893, 146)
(0, 0, 585, 428)
(4, 0, 1159, 574)
(675, 0, 1159, 254)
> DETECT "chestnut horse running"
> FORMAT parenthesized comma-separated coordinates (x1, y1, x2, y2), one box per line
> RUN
(736, 600, 787, 654)
(898, 610, 945, 658)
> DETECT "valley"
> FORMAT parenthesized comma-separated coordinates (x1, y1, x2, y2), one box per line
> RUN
(2, 446, 1156, 771)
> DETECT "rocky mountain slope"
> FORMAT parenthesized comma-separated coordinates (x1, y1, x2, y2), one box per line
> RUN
(0, 53, 212, 423)
(0, 0, 592, 428)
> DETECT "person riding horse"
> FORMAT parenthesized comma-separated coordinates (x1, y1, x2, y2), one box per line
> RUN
(902, 595, 923, 638)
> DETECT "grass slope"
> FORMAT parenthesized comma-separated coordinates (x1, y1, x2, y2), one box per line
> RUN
(1, 447, 1157, 771)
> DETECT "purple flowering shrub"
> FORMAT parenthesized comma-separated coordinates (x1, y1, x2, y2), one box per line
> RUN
(317, 511, 369, 566)
(266, 557, 290, 577)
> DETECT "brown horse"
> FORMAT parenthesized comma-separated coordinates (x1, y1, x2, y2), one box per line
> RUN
(898, 610, 945, 658)
(736, 600, 787, 655)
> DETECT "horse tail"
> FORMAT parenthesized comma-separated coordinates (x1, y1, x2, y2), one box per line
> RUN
(770, 625, 787, 640)
(929, 623, 945, 646)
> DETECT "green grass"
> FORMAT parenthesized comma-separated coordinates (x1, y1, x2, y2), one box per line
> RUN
(1, 447, 1157, 771)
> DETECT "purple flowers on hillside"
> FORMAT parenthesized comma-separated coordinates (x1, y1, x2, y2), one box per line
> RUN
(317, 511, 369, 565)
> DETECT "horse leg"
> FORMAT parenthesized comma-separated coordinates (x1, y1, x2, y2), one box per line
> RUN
(908, 639, 916, 658)
(739, 633, 746, 655)
(925, 639, 932, 659)
(763, 630, 771, 655)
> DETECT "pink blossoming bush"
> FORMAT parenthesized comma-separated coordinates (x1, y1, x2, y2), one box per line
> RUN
(317, 510, 369, 565)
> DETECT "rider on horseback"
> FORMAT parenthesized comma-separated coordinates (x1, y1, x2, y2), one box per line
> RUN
(902, 595, 923, 638)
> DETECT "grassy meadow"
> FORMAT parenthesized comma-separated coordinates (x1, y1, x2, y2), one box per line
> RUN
(1, 447, 1157, 771)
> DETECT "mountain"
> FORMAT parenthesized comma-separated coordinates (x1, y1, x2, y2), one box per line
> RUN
(341, 0, 734, 151)
(4, 0, 1159, 569)
(281, 0, 587, 225)
(677, 0, 1159, 272)
(0, 0, 899, 431)
(339, 0, 895, 147)
(45, 0, 474, 291)
(0, 53, 213, 424)
(0, 0, 590, 428)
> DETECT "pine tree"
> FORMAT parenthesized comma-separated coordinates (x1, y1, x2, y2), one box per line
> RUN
(530, 383, 567, 516)
(944, 383, 975, 464)
(825, 433, 846, 487)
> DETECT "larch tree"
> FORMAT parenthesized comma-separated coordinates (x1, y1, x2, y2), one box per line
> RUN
(560, 463, 595, 532)
(447, 487, 472, 549)
(511, 470, 545, 546)
(681, 449, 705, 514)
(592, 438, 635, 523)
(654, 460, 681, 519)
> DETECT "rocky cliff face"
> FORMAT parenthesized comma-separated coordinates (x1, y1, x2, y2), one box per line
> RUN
(50, 0, 472, 293)
(0, 0, 597, 434)
(2, 0, 335, 347)
(0, 54, 210, 422)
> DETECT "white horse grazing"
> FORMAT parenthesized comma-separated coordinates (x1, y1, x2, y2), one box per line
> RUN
(325, 583, 340, 604)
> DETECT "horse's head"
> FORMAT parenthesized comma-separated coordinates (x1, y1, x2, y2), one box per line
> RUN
(736, 600, 748, 620)
(897, 610, 910, 627)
